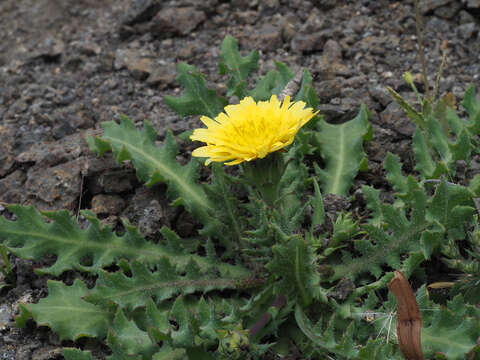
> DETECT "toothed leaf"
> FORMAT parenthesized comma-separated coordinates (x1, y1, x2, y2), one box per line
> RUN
(107, 309, 157, 359)
(421, 292, 480, 359)
(85, 259, 242, 311)
(164, 62, 227, 118)
(87, 115, 216, 231)
(219, 35, 259, 98)
(315, 104, 370, 195)
(294, 69, 320, 110)
(0, 205, 246, 277)
(63, 349, 94, 360)
(413, 128, 435, 178)
(427, 179, 475, 240)
(170, 297, 195, 348)
(23, 279, 113, 341)
(267, 236, 320, 306)
(249, 61, 294, 101)
(331, 190, 427, 281)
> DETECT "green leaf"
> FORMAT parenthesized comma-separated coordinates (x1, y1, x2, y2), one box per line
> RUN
(186, 348, 216, 360)
(315, 104, 370, 195)
(0, 205, 247, 277)
(295, 305, 359, 359)
(85, 259, 243, 311)
(23, 279, 113, 341)
(310, 178, 325, 229)
(386, 86, 425, 128)
(357, 339, 400, 360)
(295, 69, 320, 110)
(152, 347, 186, 360)
(421, 293, 480, 359)
(384, 152, 408, 195)
(107, 309, 157, 359)
(170, 297, 195, 348)
(461, 85, 480, 120)
(420, 230, 442, 259)
(249, 61, 294, 101)
(362, 185, 383, 227)
(145, 298, 171, 341)
(219, 35, 259, 98)
(195, 297, 221, 341)
(331, 190, 427, 281)
(445, 104, 463, 135)
(267, 236, 319, 306)
(413, 128, 435, 178)
(427, 116, 452, 167)
(63, 349, 94, 360)
(164, 62, 228, 118)
(427, 180, 475, 240)
(450, 127, 471, 161)
(202, 164, 244, 250)
(87, 116, 216, 232)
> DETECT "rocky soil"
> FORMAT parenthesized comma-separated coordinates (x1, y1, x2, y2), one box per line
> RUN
(1, 0, 480, 358)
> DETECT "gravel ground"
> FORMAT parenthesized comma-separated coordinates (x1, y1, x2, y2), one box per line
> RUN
(1, 0, 480, 358)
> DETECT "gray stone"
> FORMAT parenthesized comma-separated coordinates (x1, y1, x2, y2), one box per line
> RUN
(256, 23, 283, 52)
(0, 305, 12, 331)
(369, 86, 392, 108)
(25, 157, 84, 210)
(318, 40, 349, 78)
(0, 170, 27, 204)
(31, 347, 62, 360)
(30, 37, 65, 61)
(150, 7, 206, 37)
(147, 63, 177, 88)
(433, 2, 462, 18)
(114, 49, 153, 80)
(91, 194, 126, 215)
(138, 200, 168, 237)
(122, 0, 162, 25)
(466, 0, 480, 8)
(419, 0, 454, 14)
(318, 103, 357, 124)
(458, 9, 476, 24)
(379, 100, 416, 137)
(0, 125, 15, 177)
(457, 22, 478, 40)
(290, 31, 328, 53)
(316, 79, 343, 102)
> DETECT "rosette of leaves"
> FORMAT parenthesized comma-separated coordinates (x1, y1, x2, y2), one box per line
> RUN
(0, 35, 375, 359)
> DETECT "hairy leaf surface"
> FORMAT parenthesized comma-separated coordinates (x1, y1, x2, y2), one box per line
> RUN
(219, 35, 259, 98)
(315, 105, 370, 195)
(331, 190, 427, 281)
(87, 116, 217, 232)
(164, 63, 227, 118)
(85, 259, 246, 311)
(21, 280, 113, 341)
(0, 205, 247, 277)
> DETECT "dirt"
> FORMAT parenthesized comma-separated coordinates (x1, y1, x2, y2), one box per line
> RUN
(1, 0, 479, 358)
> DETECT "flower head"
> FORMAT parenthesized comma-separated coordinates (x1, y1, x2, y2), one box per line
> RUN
(190, 95, 318, 165)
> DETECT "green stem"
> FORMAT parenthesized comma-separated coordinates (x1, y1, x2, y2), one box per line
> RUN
(414, 0, 430, 101)
(0, 245, 11, 276)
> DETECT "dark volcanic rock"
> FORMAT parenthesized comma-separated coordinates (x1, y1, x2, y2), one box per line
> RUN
(122, 0, 162, 25)
(25, 157, 85, 210)
(256, 23, 283, 52)
(150, 7, 206, 37)
(379, 101, 416, 137)
(91, 194, 126, 215)
(290, 31, 329, 53)
(0, 170, 27, 204)
(0, 125, 16, 177)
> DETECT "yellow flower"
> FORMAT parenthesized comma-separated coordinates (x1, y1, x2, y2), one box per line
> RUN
(190, 95, 318, 165)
